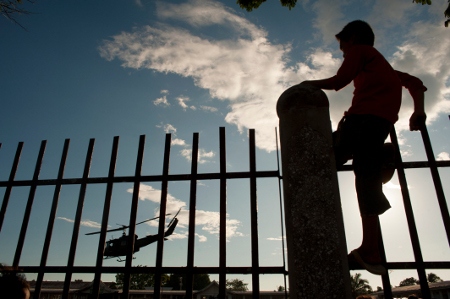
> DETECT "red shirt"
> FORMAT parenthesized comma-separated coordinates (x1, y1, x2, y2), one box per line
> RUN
(329, 45, 427, 124)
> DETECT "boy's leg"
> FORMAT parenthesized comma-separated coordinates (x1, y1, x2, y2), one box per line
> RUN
(343, 115, 391, 274)
(332, 117, 353, 167)
(353, 115, 392, 217)
(357, 215, 381, 263)
(382, 142, 396, 184)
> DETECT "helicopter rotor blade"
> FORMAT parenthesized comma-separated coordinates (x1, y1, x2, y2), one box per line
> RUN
(135, 216, 161, 226)
(85, 213, 172, 235)
(135, 213, 172, 226)
(85, 225, 127, 235)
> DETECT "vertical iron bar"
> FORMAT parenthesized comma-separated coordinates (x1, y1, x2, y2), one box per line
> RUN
(63, 138, 95, 299)
(420, 126, 450, 246)
(219, 127, 227, 299)
(249, 129, 260, 298)
(0, 142, 23, 232)
(378, 219, 393, 299)
(390, 129, 431, 299)
(186, 133, 199, 299)
(275, 128, 288, 299)
(154, 134, 171, 299)
(13, 140, 47, 267)
(34, 139, 70, 299)
(92, 136, 119, 299)
(123, 135, 146, 299)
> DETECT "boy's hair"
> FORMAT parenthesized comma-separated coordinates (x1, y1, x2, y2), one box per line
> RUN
(335, 20, 375, 46)
(0, 273, 30, 299)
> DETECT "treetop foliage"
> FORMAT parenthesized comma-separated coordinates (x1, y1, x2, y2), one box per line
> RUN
(398, 273, 443, 287)
(237, 0, 297, 12)
(350, 273, 372, 298)
(226, 278, 249, 291)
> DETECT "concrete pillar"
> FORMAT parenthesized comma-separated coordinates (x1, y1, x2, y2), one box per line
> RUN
(276, 83, 352, 298)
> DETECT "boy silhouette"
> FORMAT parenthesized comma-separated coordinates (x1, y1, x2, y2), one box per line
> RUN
(302, 20, 427, 275)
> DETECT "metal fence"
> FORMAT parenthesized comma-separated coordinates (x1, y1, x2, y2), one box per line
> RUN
(340, 125, 450, 299)
(0, 125, 449, 299)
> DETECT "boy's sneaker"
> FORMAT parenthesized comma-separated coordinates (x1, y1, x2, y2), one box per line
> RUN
(381, 143, 396, 184)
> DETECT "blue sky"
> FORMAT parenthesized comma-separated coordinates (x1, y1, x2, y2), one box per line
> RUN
(1, 0, 450, 291)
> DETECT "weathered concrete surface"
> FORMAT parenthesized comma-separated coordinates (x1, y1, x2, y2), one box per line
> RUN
(277, 83, 352, 299)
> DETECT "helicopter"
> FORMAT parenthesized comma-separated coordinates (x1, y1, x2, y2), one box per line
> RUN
(86, 209, 180, 262)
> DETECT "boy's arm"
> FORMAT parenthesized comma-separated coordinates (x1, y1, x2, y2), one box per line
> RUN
(408, 88, 426, 131)
(300, 77, 336, 90)
(301, 47, 363, 91)
(395, 70, 427, 131)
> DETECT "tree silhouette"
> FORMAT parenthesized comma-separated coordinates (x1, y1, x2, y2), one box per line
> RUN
(398, 273, 443, 287)
(115, 265, 169, 290)
(225, 278, 248, 291)
(399, 277, 419, 287)
(237, 0, 296, 11)
(427, 273, 443, 283)
(350, 273, 372, 299)
(164, 273, 211, 290)
(0, 0, 34, 29)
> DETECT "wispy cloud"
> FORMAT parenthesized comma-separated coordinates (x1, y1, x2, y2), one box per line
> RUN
(180, 148, 215, 164)
(267, 235, 285, 241)
(157, 123, 177, 134)
(200, 105, 218, 113)
(156, 123, 215, 163)
(177, 96, 196, 110)
(57, 217, 104, 229)
(154, 94, 170, 107)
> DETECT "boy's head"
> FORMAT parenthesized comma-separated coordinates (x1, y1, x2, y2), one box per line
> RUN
(335, 20, 375, 46)
(0, 273, 30, 299)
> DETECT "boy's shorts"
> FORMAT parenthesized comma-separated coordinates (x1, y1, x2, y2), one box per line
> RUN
(333, 114, 392, 216)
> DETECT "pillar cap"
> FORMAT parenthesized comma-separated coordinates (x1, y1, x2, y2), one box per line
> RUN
(277, 83, 329, 118)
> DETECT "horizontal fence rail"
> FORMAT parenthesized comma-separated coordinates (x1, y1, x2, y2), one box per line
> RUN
(0, 125, 449, 299)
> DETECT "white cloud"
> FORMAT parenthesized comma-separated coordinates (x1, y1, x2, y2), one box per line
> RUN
(180, 148, 215, 164)
(157, 123, 215, 163)
(310, 0, 346, 45)
(155, 0, 264, 39)
(57, 217, 103, 229)
(200, 105, 218, 112)
(156, 124, 188, 146)
(437, 152, 450, 160)
(390, 23, 450, 132)
(157, 123, 177, 134)
(177, 96, 196, 110)
(154, 95, 170, 106)
(99, 0, 450, 152)
(367, 0, 414, 29)
(98, 2, 292, 151)
(196, 233, 208, 242)
(98, 0, 349, 151)
(172, 138, 187, 146)
(127, 184, 243, 240)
